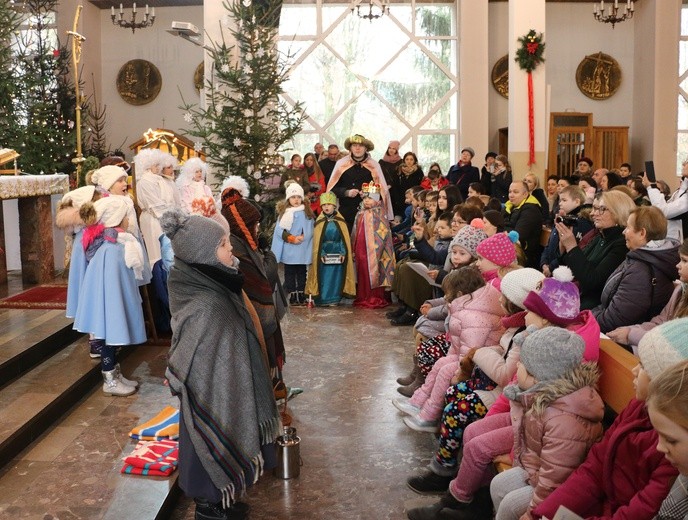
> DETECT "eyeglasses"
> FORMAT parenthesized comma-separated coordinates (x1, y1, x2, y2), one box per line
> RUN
(591, 205, 609, 214)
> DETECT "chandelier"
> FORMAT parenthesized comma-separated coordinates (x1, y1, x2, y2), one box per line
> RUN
(593, 0, 634, 29)
(350, 0, 389, 21)
(111, 3, 155, 34)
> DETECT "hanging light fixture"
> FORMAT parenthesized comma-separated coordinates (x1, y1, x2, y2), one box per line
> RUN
(111, 3, 155, 34)
(593, 0, 634, 29)
(350, 0, 389, 22)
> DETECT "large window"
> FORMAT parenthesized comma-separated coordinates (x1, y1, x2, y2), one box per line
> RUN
(278, 0, 458, 171)
(678, 3, 688, 168)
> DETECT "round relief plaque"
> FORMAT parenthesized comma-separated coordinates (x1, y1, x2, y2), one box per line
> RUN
(194, 62, 204, 92)
(575, 52, 621, 100)
(116, 59, 162, 106)
(491, 55, 509, 99)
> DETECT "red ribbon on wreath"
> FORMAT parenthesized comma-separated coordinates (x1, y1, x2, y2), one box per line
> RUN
(515, 30, 545, 166)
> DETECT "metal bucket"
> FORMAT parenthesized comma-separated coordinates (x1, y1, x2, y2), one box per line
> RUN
(275, 426, 301, 479)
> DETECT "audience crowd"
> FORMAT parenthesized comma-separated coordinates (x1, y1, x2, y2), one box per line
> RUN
(60, 139, 688, 520)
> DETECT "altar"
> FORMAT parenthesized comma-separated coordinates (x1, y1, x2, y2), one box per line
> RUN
(0, 174, 69, 284)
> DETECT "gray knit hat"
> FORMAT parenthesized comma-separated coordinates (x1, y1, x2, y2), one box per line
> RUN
(160, 208, 228, 268)
(450, 223, 487, 258)
(500, 268, 545, 309)
(637, 318, 688, 379)
(519, 327, 585, 382)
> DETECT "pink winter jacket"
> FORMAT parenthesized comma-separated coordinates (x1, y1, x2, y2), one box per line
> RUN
(509, 363, 605, 513)
(446, 283, 506, 358)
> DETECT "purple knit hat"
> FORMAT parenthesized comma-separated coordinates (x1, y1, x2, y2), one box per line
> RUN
(475, 231, 517, 267)
(523, 266, 581, 326)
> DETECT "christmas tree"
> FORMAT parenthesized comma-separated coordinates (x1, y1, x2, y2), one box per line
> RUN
(10, 0, 77, 175)
(181, 0, 305, 202)
(0, 1, 23, 150)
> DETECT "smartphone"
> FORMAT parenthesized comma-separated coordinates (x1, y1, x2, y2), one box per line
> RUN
(645, 160, 656, 183)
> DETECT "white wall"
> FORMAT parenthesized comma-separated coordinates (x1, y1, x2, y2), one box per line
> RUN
(488, 2, 635, 155)
(99, 6, 204, 162)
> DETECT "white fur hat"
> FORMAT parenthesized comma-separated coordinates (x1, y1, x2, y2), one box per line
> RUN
(91, 165, 127, 191)
(62, 186, 96, 208)
(285, 181, 305, 200)
(178, 157, 208, 186)
(94, 196, 129, 228)
(219, 175, 250, 198)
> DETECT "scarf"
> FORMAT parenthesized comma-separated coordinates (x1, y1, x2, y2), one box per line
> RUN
(82, 224, 118, 261)
(166, 258, 279, 507)
(278, 204, 304, 231)
(400, 163, 419, 177)
(117, 230, 145, 281)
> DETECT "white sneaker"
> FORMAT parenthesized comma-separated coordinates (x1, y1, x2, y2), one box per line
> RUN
(403, 415, 439, 433)
(392, 398, 421, 416)
(102, 370, 136, 397)
(114, 363, 139, 388)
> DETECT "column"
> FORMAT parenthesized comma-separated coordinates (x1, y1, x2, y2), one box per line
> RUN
(459, 0, 489, 157)
(18, 196, 54, 284)
(508, 0, 546, 178)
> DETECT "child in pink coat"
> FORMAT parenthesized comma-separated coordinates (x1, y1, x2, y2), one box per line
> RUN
(403, 265, 505, 432)
(490, 327, 604, 520)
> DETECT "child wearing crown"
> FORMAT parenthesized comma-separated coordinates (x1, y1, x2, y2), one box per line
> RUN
(304, 192, 356, 306)
(351, 182, 396, 308)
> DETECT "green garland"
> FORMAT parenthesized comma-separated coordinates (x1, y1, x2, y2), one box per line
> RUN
(515, 30, 545, 73)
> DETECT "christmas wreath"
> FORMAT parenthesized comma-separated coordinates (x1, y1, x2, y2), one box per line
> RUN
(515, 30, 545, 73)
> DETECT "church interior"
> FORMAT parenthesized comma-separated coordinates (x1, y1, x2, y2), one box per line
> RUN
(0, 0, 686, 519)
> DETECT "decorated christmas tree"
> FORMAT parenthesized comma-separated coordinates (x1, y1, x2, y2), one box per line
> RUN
(181, 0, 305, 202)
(0, 1, 22, 150)
(10, 0, 77, 175)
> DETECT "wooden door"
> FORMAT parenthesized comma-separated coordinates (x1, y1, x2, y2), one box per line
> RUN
(548, 113, 593, 177)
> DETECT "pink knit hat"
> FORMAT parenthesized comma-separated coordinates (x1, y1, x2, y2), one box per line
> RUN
(475, 231, 518, 267)
(523, 266, 581, 326)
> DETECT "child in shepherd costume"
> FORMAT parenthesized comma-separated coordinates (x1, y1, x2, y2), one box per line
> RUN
(351, 182, 396, 308)
(305, 191, 356, 306)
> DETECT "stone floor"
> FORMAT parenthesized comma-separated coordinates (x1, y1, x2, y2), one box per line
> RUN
(0, 300, 444, 519)
(170, 305, 441, 519)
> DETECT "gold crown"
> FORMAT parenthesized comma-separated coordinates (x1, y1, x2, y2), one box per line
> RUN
(361, 182, 381, 194)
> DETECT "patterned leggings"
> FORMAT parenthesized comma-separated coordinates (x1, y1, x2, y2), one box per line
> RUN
(435, 378, 495, 469)
(416, 333, 451, 377)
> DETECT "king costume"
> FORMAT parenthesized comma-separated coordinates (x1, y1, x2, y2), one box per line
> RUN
(305, 192, 356, 305)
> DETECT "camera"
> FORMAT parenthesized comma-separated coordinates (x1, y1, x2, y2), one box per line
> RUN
(555, 215, 578, 227)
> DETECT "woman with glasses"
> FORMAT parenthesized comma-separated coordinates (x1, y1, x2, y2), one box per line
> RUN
(555, 190, 636, 310)
(590, 206, 679, 333)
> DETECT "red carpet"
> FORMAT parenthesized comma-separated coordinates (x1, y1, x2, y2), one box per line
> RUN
(0, 284, 68, 310)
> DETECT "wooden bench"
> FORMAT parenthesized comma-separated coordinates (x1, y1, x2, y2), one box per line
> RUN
(540, 226, 552, 247)
(494, 338, 637, 473)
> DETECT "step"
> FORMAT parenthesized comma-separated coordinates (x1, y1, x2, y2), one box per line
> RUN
(0, 336, 103, 469)
(0, 344, 179, 519)
(0, 308, 81, 388)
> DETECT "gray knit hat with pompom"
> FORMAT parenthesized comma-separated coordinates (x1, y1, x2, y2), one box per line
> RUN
(160, 208, 228, 268)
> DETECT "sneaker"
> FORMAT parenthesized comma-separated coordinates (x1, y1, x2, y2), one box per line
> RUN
(404, 415, 439, 433)
(392, 398, 421, 416)
(89, 339, 104, 359)
(407, 471, 452, 495)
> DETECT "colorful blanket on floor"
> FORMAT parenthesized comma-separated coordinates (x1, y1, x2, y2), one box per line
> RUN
(129, 406, 180, 441)
(121, 439, 179, 477)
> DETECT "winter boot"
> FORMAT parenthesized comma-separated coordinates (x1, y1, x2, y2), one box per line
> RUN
(114, 363, 139, 388)
(407, 471, 452, 494)
(436, 487, 494, 520)
(102, 369, 136, 397)
(397, 355, 420, 385)
(194, 499, 250, 520)
(396, 372, 425, 398)
(386, 305, 407, 319)
(89, 339, 104, 359)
